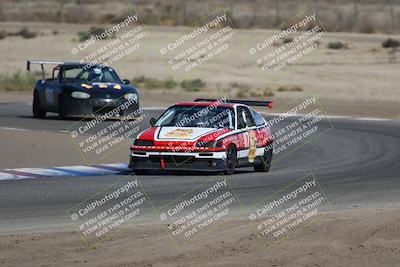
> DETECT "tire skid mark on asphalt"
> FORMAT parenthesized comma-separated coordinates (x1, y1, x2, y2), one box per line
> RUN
(0, 163, 130, 181)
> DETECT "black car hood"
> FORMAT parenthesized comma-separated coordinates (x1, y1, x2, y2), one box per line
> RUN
(63, 82, 138, 98)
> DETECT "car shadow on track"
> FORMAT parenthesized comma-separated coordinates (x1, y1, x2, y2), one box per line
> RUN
(131, 169, 255, 176)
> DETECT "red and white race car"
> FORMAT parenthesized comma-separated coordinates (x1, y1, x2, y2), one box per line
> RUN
(129, 98, 273, 174)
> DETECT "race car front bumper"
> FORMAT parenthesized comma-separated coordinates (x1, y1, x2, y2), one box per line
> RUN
(129, 151, 227, 172)
(65, 97, 140, 117)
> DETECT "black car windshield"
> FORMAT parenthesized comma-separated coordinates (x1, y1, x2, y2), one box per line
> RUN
(61, 66, 121, 83)
(155, 105, 235, 129)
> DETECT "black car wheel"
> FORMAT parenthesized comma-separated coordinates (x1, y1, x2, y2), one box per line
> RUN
(32, 91, 46, 119)
(58, 94, 67, 119)
(254, 147, 273, 172)
(225, 145, 237, 175)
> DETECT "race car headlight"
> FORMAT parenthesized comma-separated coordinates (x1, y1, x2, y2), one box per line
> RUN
(134, 139, 154, 146)
(196, 141, 223, 148)
(71, 91, 90, 99)
(124, 93, 138, 102)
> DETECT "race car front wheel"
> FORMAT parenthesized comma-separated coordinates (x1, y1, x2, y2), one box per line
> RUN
(32, 91, 46, 119)
(225, 145, 237, 175)
(254, 147, 273, 172)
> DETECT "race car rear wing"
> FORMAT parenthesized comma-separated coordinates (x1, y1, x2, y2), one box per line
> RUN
(194, 98, 273, 109)
(26, 60, 93, 79)
(27, 60, 76, 79)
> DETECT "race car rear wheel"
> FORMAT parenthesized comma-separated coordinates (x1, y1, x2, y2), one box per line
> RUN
(32, 91, 46, 119)
(254, 147, 273, 172)
(225, 145, 237, 175)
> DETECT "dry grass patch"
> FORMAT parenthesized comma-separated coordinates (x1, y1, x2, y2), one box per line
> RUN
(277, 85, 304, 92)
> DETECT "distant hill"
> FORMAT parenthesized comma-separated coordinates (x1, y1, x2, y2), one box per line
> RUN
(0, 0, 399, 33)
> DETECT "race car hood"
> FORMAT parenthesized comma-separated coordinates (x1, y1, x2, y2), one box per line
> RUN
(156, 127, 221, 141)
(138, 127, 231, 143)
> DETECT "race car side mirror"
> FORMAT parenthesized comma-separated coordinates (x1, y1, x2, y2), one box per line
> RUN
(150, 118, 157, 126)
(123, 79, 130, 84)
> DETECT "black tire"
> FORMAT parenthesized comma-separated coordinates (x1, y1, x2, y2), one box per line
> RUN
(254, 147, 273, 172)
(32, 91, 46, 119)
(224, 145, 237, 175)
(58, 94, 67, 119)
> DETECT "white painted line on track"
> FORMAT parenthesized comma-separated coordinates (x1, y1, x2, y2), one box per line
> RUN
(267, 112, 394, 122)
(0, 163, 131, 181)
(0, 127, 30, 132)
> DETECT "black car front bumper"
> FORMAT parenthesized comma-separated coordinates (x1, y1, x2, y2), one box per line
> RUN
(66, 97, 139, 117)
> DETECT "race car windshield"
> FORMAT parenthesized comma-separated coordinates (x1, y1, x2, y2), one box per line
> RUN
(155, 105, 235, 129)
(61, 66, 122, 83)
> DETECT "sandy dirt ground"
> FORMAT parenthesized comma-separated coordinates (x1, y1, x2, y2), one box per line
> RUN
(0, 207, 399, 267)
(0, 22, 400, 108)
(1, 21, 399, 267)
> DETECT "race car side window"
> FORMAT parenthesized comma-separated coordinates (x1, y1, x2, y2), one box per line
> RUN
(244, 108, 255, 127)
(237, 107, 246, 129)
(237, 107, 255, 129)
(250, 108, 266, 127)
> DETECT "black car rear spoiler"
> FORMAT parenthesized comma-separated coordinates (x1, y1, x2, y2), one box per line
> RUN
(194, 98, 273, 109)
(26, 60, 96, 79)
(27, 60, 76, 79)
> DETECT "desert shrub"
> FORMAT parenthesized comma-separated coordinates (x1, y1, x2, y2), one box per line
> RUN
(229, 81, 240, 88)
(250, 91, 261, 97)
(77, 31, 90, 42)
(277, 85, 304, 92)
(133, 75, 146, 84)
(230, 82, 250, 91)
(327, 41, 348, 49)
(282, 37, 293, 44)
(160, 18, 176, 26)
(141, 9, 160, 25)
(250, 89, 274, 97)
(143, 78, 165, 89)
(133, 76, 178, 89)
(263, 88, 275, 97)
(164, 78, 178, 89)
(77, 27, 114, 42)
(225, 10, 235, 27)
(181, 79, 205, 92)
(0, 72, 37, 91)
(91, 27, 112, 39)
(235, 90, 248, 98)
(18, 28, 37, 39)
(382, 38, 400, 48)
(0, 30, 6, 40)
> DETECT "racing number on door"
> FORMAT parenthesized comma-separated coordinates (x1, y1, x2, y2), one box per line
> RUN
(238, 107, 257, 162)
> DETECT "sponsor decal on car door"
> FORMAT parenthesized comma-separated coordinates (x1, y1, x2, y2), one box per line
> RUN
(248, 129, 257, 163)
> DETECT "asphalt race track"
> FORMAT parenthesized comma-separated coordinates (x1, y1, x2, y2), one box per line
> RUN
(1, 102, 400, 232)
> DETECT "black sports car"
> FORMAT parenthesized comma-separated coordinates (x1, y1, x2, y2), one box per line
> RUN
(27, 60, 140, 119)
